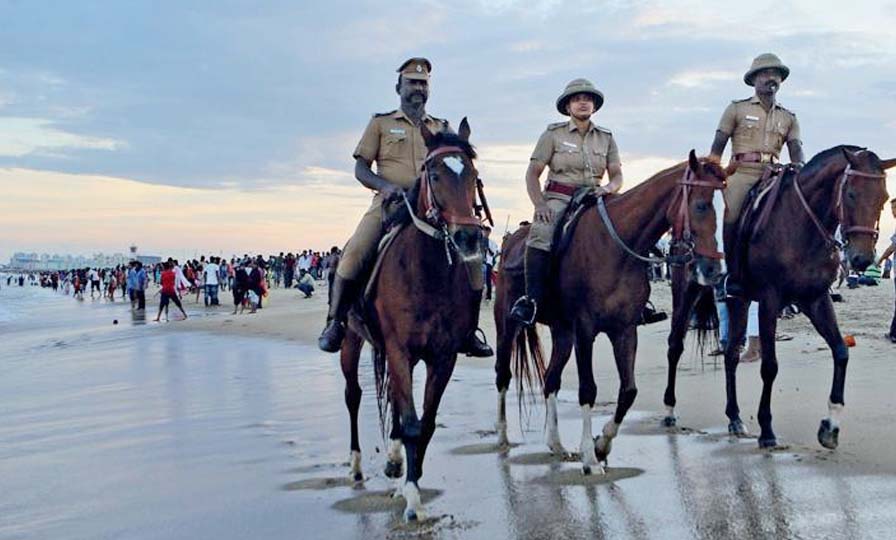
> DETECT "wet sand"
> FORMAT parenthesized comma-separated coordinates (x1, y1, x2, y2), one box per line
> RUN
(2, 281, 895, 539)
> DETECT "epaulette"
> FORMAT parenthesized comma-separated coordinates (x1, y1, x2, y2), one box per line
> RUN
(373, 110, 397, 118)
(547, 121, 566, 130)
(430, 115, 449, 128)
(776, 103, 795, 115)
(732, 98, 751, 104)
(595, 125, 612, 135)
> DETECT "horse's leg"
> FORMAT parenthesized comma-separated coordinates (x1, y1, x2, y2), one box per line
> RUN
(595, 324, 639, 465)
(724, 297, 750, 436)
(386, 346, 423, 522)
(384, 406, 403, 479)
(416, 353, 458, 480)
(340, 329, 364, 482)
(494, 318, 516, 447)
(543, 325, 575, 455)
(663, 278, 699, 427)
(800, 293, 849, 449)
(756, 290, 782, 448)
(574, 328, 599, 474)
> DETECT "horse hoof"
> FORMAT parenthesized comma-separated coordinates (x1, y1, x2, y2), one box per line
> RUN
(594, 435, 612, 463)
(758, 437, 778, 449)
(662, 415, 677, 428)
(384, 460, 403, 479)
(404, 509, 418, 522)
(817, 419, 840, 449)
(582, 465, 591, 476)
(728, 419, 749, 437)
(352, 471, 364, 482)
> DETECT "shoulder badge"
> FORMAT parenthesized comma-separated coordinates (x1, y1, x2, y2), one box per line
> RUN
(594, 125, 612, 135)
(373, 110, 397, 118)
(776, 103, 794, 115)
(732, 98, 751, 104)
(547, 121, 566, 130)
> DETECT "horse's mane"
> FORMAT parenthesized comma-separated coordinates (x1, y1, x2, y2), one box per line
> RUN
(800, 145, 863, 179)
(612, 158, 724, 203)
(428, 130, 477, 160)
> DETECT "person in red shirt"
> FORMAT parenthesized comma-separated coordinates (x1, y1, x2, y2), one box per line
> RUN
(154, 261, 188, 322)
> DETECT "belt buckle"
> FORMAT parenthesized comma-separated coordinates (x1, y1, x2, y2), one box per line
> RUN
(760, 153, 771, 164)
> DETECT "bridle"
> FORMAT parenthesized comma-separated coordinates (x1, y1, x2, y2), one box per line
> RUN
(402, 145, 482, 265)
(794, 163, 886, 250)
(597, 165, 727, 266)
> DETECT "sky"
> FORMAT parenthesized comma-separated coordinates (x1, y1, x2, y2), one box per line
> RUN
(1, 0, 895, 261)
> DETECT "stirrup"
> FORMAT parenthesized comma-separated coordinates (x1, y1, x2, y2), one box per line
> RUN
(510, 296, 537, 326)
(318, 319, 346, 353)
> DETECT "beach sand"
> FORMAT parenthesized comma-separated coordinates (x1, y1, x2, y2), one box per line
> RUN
(3, 279, 896, 539)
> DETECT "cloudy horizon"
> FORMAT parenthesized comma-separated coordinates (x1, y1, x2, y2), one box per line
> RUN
(2, 0, 895, 261)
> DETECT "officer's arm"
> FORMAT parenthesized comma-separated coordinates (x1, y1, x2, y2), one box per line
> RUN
(786, 139, 804, 165)
(709, 131, 729, 162)
(354, 157, 398, 194)
(878, 244, 896, 266)
(525, 161, 548, 208)
(605, 163, 623, 194)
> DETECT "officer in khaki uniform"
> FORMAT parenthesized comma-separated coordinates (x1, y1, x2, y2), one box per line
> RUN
(708, 53, 805, 363)
(510, 78, 624, 325)
(319, 58, 492, 357)
(710, 53, 804, 224)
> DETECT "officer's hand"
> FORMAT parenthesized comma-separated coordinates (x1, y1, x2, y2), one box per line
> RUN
(534, 203, 553, 224)
(594, 186, 609, 197)
(380, 184, 403, 203)
(786, 162, 804, 174)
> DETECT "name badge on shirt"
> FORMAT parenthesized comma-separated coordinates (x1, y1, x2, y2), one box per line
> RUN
(562, 141, 578, 149)
(389, 128, 406, 135)
(745, 115, 760, 121)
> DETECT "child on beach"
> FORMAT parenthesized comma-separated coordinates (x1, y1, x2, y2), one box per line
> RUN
(154, 262, 188, 322)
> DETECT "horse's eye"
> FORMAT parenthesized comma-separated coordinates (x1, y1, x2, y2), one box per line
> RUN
(695, 201, 710, 213)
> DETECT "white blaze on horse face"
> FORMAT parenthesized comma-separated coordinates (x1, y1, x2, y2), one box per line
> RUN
(713, 190, 727, 274)
(443, 156, 465, 177)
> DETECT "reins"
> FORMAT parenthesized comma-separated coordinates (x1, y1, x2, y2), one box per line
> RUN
(597, 166, 726, 266)
(793, 164, 886, 250)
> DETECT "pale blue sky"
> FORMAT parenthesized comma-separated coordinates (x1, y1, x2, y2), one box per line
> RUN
(1, 0, 895, 258)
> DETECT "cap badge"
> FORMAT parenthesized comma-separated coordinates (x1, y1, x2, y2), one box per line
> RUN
(416, 65, 423, 73)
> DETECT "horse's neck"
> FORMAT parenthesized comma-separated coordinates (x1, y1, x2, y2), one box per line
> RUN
(796, 161, 845, 233)
(605, 169, 680, 254)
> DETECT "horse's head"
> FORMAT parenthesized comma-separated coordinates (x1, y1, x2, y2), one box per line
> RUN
(837, 149, 895, 271)
(418, 118, 482, 262)
(668, 150, 729, 286)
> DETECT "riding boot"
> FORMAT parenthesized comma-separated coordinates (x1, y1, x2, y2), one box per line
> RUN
(510, 247, 551, 326)
(318, 276, 358, 352)
(461, 328, 494, 358)
(739, 336, 761, 363)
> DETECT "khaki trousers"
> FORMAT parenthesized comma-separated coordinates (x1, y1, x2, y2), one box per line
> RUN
(525, 195, 571, 252)
(723, 164, 766, 225)
(337, 194, 384, 280)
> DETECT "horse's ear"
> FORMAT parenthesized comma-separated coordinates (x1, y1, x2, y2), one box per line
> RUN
(842, 148, 861, 168)
(458, 117, 471, 142)
(688, 149, 702, 175)
(879, 158, 896, 170)
(420, 123, 436, 148)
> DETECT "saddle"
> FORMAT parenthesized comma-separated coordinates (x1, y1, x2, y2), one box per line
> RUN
(730, 164, 791, 278)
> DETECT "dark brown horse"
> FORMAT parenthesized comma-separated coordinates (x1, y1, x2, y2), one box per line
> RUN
(339, 119, 484, 521)
(494, 152, 728, 474)
(723, 146, 894, 448)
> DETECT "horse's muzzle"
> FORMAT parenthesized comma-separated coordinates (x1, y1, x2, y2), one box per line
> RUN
(845, 247, 874, 273)
(694, 256, 723, 286)
(450, 226, 483, 262)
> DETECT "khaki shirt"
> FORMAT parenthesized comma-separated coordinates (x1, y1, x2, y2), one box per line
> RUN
(717, 95, 800, 159)
(353, 110, 449, 190)
(530, 120, 620, 189)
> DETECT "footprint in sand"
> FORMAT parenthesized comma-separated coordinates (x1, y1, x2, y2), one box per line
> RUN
(533, 466, 644, 486)
(332, 488, 442, 514)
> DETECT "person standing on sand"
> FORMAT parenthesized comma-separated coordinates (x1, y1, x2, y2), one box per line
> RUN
(134, 261, 147, 310)
(875, 198, 896, 343)
(154, 262, 188, 322)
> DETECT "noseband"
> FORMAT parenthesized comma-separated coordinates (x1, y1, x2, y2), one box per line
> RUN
(794, 164, 886, 250)
(401, 145, 482, 266)
(597, 166, 726, 265)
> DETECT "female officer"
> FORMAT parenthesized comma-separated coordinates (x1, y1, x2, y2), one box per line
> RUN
(510, 78, 624, 325)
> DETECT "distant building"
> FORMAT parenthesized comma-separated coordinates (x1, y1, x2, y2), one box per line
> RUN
(7, 251, 162, 270)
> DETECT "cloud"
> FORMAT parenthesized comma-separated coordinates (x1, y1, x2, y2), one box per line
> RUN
(667, 70, 738, 89)
(0, 117, 125, 158)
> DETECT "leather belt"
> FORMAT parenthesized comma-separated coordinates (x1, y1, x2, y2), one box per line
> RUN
(735, 152, 777, 164)
(545, 181, 578, 196)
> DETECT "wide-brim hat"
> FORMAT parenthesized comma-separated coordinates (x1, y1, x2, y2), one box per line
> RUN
(744, 53, 790, 86)
(556, 78, 604, 116)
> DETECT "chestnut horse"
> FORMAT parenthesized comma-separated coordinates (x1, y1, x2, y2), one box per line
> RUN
(339, 119, 484, 521)
(494, 151, 728, 474)
(723, 146, 894, 448)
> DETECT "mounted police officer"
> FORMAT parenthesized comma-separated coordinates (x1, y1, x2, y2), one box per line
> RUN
(510, 78, 624, 325)
(708, 53, 805, 362)
(318, 57, 493, 357)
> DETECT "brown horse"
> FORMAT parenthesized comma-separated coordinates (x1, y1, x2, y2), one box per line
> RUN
(723, 146, 894, 448)
(494, 151, 728, 474)
(339, 119, 484, 521)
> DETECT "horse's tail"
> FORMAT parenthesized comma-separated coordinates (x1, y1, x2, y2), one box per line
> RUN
(691, 285, 720, 355)
(372, 346, 390, 439)
(512, 323, 546, 413)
